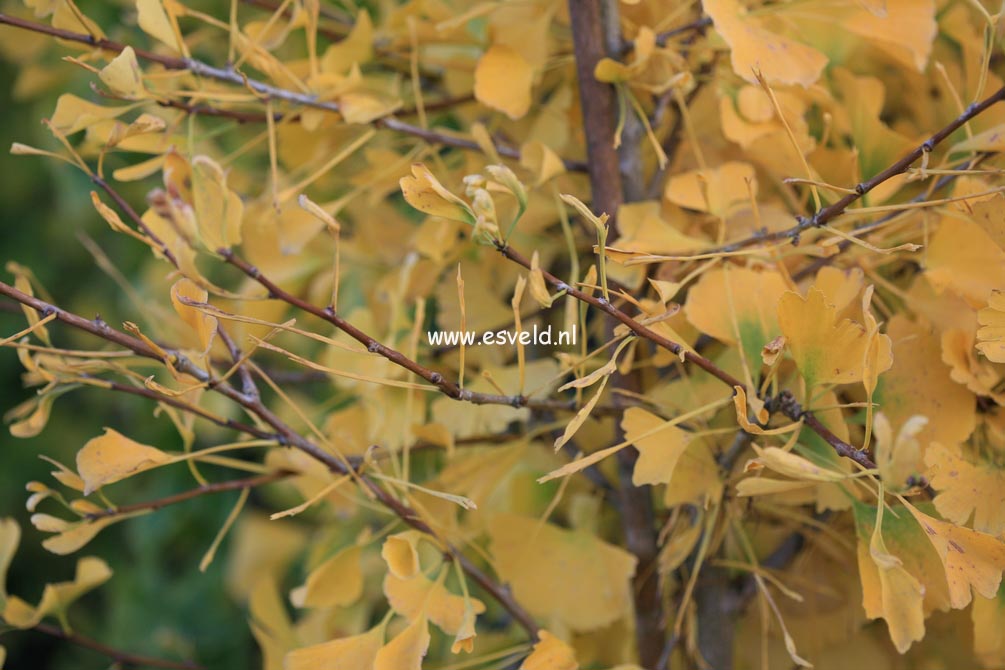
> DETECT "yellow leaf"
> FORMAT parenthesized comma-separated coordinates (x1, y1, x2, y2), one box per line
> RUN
(0, 518, 20, 603)
(529, 251, 554, 308)
(381, 531, 423, 580)
(750, 444, 847, 482)
(487, 512, 636, 632)
(450, 602, 478, 654)
(905, 503, 1005, 609)
(704, 0, 827, 87)
(622, 407, 692, 486)
(320, 11, 373, 74)
(520, 141, 566, 186)
(925, 442, 1005, 539)
(136, 0, 179, 51)
(926, 217, 1005, 307)
(520, 630, 578, 670)
(777, 287, 892, 388)
(400, 163, 475, 225)
(2, 556, 112, 628)
(39, 517, 119, 555)
(862, 502, 926, 653)
(374, 616, 430, 670)
(474, 45, 534, 120)
(873, 413, 926, 491)
(553, 375, 609, 451)
(837, 0, 935, 71)
(170, 279, 217, 355)
(977, 290, 1005, 363)
(285, 625, 384, 670)
(665, 162, 757, 218)
(99, 47, 144, 98)
(50, 94, 133, 135)
(76, 428, 171, 495)
(877, 315, 975, 448)
(684, 266, 788, 367)
(290, 544, 363, 608)
(191, 156, 244, 250)
(383, 573, 486, 636)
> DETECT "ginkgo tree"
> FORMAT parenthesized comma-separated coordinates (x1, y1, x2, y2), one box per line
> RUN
(0, 0, 1004, 668)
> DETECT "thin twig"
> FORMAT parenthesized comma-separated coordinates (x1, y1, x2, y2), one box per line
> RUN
(688, 85, 1005, 257)
(85, 471, 294, 520)
(31, 622, 202, 670)
(0, 13, 587, 172)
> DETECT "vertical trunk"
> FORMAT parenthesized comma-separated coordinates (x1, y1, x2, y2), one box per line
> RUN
(567, 2, 664, 666)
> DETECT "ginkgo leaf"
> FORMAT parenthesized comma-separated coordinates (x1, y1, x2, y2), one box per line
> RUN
(290, 544, 363, 608)
(520, 141, 566, 186)
(474, 45, 534, 120)
(665, 162, 757, 218)
(859, 500, 926, 653)
(520, 630, 578, 670)
(0, 518, 19, 606)
(876, 315, 975, 448)
(704, 0, 828, 87)
(99, 47, 144, 98)
(321, 11, 373, 74)
(777, 287, 892, 389)
(383, 573, 486, 636)
(285, 624, 384, 670)
(2, 556, 112, 628)
(926, 217, 1005, 307)
(553, 374, 609, 451)
(76, 428, 171, 495)
(191, 156, 243, 250)
(622, 407, 692, 486)
(873, 413, 926, 490)
(748, 444, 848, 482)
(50, 94, 133, 135)
(34, 515, 124, 555)
(904, 502, 1005, 610)
(136, 0, 179, 51)
(487, 512, 636, 632)
(400, 163, 476, 225)
(977, 290, 1005, 363)
(685, 266, 788, 367)
(926, 443, 1005, 537)
(381, 531, 424, 580)
(170, 279, 217, 355)
(450, 602, 478, 654)
(374, 616, 430, 670)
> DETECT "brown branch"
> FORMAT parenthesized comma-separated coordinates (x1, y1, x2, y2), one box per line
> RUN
(76, 374, 278, 440)
(31, 622, 202, 669)
(0, 13, 587, 172)
(85, 471, 294, 520)
(568, 0, 663, 663)
(791, 155, 989, 282)
(218, 251, 593, 413)
(567, 0, 624, 230)
(690, 85, 1005, 257)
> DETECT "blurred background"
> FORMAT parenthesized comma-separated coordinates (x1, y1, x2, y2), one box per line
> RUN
(0, 1, 264, 666)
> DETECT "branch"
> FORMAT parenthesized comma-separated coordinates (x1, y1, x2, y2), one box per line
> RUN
(688, 85, 1005, 257)
(567, 0, 624, 228)
(0, 13, 587, 172)
(85, 471, 294, 520)
(31, 622, 202, 669)
(218, 250, 599, 413)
